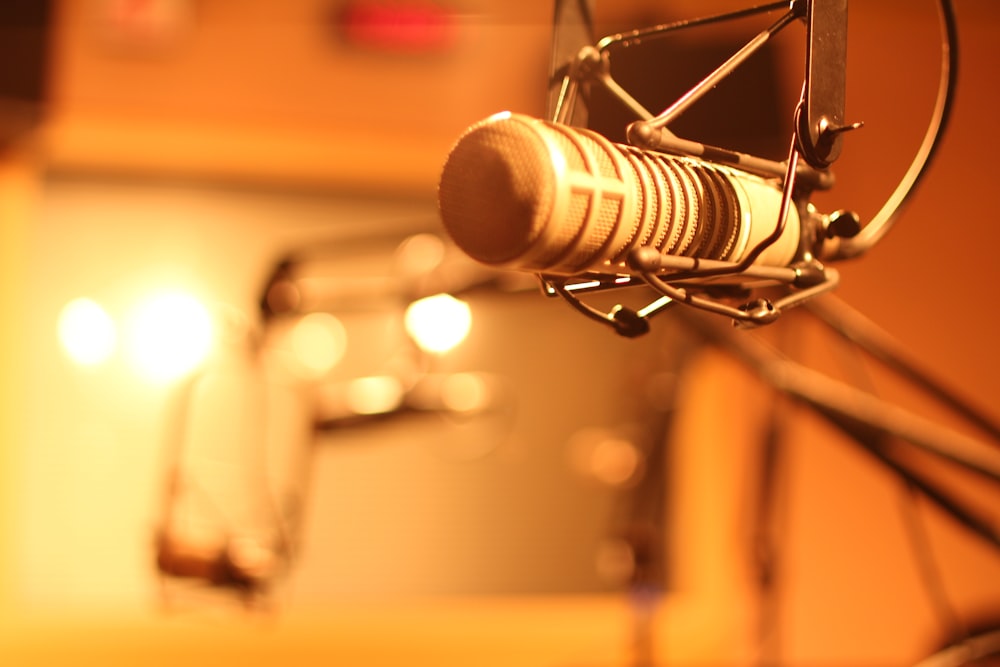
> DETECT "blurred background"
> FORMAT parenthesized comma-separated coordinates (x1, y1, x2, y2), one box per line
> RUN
(2, 1, 1000, 665)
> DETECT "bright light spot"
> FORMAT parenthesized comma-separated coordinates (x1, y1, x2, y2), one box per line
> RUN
(126, 292, 213, 383)
(347, 375, 404, 415)
(441, 372, 490, 413)
(404, 293, 471, 354)
(289, 312, 347, 379)
(58, 298, 117, 366)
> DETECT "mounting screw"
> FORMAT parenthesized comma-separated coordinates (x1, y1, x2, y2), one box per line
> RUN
(611, 306, 650, 338)
(734, 299, 780, 328)
(827, 209, 862, 239)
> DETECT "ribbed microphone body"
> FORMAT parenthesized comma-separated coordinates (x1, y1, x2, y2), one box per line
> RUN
(438, 112, 802, 276)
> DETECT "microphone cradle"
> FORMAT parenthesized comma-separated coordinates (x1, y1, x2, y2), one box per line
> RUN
(540, 0, 955, 335)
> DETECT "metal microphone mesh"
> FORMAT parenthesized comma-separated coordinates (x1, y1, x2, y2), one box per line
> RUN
(438, 112, 745, 275)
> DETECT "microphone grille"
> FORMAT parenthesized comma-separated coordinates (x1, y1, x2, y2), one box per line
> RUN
(438, 113, 557, 265)
(545, 127, 635, 271)
(439, 113, 640, 273)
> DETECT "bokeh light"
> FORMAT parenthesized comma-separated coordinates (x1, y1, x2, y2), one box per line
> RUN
(125, 291, 214, 383)
(440, 372, 490, 413)
(395, 232, 446, 276)
(404, 293, 471, 354)
(288, 312, 348, 379)
(57, 298, 118, 366)
(347, 375, 404, 415)
(569, 428, 644, 488)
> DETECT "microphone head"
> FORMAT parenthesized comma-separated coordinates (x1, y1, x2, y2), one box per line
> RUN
(440, 111, 646, 275)
(438, 112, 556, 267)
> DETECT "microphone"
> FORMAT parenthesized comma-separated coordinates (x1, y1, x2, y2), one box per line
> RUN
(438, 112, 810, 279)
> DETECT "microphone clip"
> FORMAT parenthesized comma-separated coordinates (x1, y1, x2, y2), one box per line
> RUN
(540, 252, 840, 336)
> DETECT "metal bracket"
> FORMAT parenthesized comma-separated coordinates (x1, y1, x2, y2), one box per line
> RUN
(797, 0, 864, 168)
